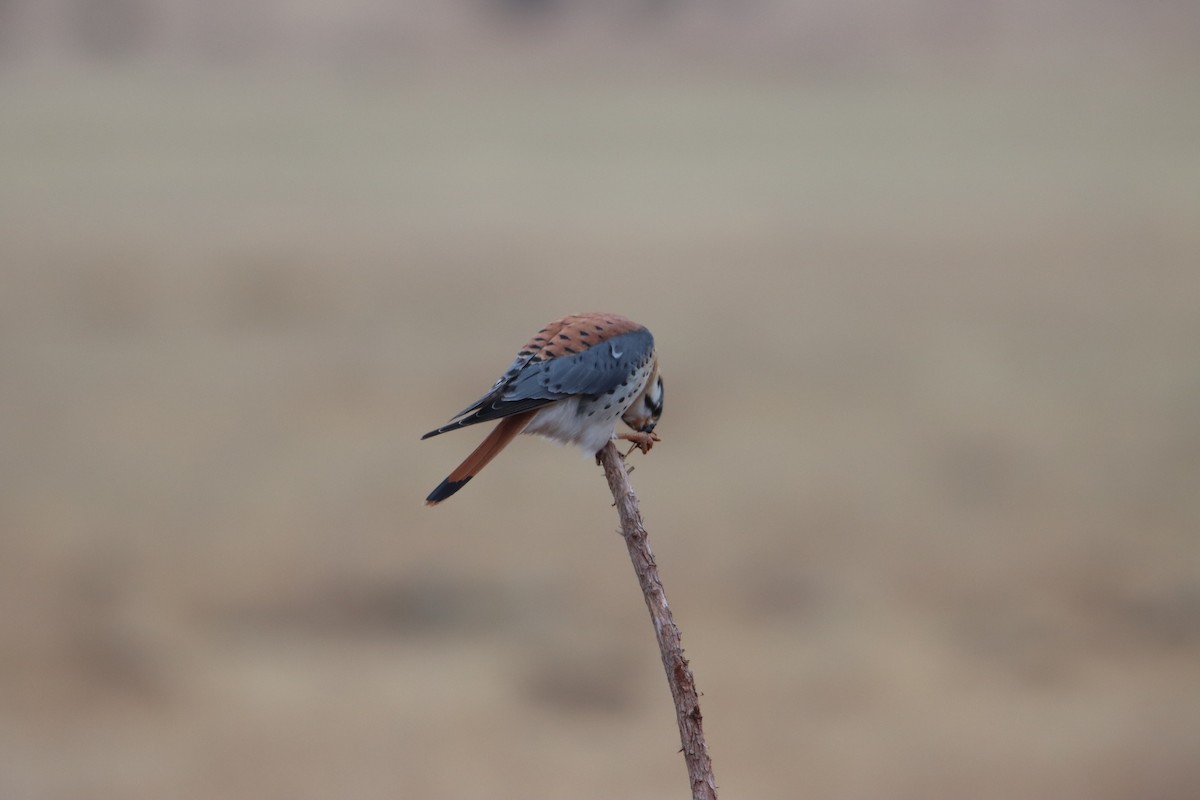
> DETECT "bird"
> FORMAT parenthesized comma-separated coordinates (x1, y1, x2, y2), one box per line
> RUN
(422, 312, 664, 505)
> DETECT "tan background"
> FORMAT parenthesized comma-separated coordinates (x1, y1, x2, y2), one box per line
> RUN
(2, 3, 1199, 798)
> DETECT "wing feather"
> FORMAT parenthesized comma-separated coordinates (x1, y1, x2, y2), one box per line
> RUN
(421, 324, 654, 440)
(504, 329, 654, 400)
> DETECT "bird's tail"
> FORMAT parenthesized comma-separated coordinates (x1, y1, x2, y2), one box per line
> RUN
(425, 410, 536, 505)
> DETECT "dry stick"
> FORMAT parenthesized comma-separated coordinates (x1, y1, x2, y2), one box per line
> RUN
(598, 441, 718, 800)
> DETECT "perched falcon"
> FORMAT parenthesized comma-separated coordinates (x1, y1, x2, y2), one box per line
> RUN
(422, 312, 664, 505)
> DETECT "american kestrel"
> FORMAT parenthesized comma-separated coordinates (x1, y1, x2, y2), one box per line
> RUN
(422, 312, 664, 505)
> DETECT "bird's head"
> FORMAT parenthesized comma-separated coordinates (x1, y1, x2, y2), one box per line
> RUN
(623, 369, 664, 434)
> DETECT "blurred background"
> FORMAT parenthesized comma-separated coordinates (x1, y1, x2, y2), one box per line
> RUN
(2, 2, 1199, 798)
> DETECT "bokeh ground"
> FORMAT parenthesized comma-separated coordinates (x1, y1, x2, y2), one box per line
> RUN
(2, 66, 1198, 799)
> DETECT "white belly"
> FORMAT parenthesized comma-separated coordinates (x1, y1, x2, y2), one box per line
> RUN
(522, 363, 653, 455)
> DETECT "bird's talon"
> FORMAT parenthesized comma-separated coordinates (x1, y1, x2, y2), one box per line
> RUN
(616, 431, 661, 455)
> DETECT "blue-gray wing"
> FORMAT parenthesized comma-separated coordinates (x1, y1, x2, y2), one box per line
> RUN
(421, 328, 653, 439)
(503, 328, 653, 401)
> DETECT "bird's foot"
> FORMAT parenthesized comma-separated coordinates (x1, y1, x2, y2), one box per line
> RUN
(615, 431, 661, 456)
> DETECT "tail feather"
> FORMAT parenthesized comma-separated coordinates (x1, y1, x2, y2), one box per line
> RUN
(425, 410, 535, 505)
